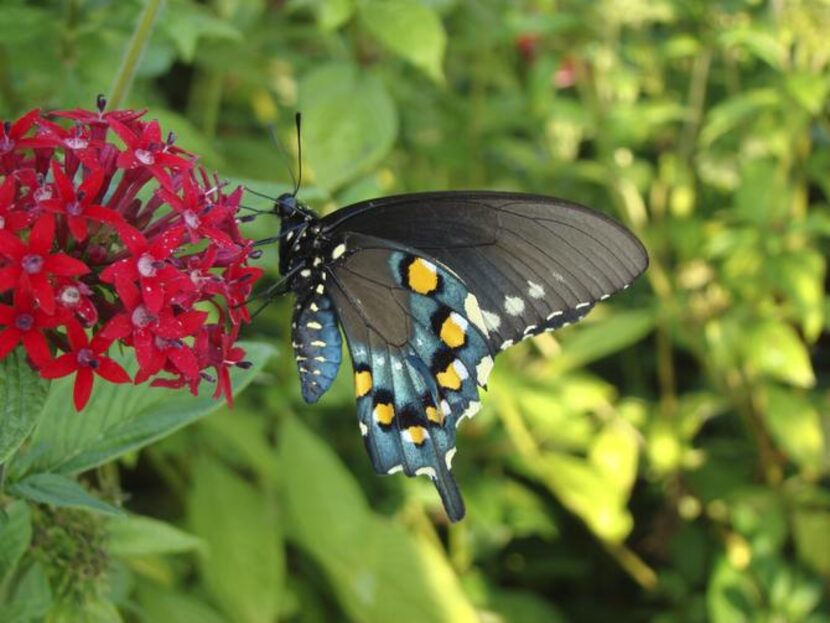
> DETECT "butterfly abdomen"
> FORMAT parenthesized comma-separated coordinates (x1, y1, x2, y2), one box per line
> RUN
(291, 292, 342, 403)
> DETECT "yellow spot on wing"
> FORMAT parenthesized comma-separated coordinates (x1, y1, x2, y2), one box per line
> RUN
(426, 405, 444, 425)
(407, 258, 438, 294)
(440, 315, 466, 348)
(373, 402, 395, 425)
(436, 362, 462, 390)
(355, 370, 372, 397)
(406, 426, 427, 445)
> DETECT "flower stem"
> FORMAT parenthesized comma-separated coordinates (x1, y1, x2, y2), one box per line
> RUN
(109, 0, 165, 109)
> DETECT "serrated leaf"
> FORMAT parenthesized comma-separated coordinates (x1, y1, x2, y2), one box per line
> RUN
(299, 63, 398, 191)
(188, 457, 284, 623)
(762, 386, 823, 471)
(9, 473, 124, 517)
(0, 500, 32, 585)
(17, 341, 274, 477)
(280, 416, 478, 623)
(743, 321, 815, 388)
(108, 515, 204, 558)
(358, 0, 446, 81)
(0, 348, 50, 465)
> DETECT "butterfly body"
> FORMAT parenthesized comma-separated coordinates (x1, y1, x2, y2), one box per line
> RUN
(273, 191, 648, 521)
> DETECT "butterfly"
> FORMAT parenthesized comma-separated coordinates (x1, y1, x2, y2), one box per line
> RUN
(265, 189, 648, 521)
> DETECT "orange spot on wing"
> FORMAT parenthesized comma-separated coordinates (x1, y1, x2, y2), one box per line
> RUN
(440, 315, 466, 348)
(355, 370, 372, 397)
(407, 258, 438, 294)
(373, 402, 395, 425)
(406, 425, 427, 445)
(426, 405, 444, 425)
(436, 362, 462, 390)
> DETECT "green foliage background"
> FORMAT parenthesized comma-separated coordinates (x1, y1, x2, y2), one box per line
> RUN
(1, 0, 829, 621)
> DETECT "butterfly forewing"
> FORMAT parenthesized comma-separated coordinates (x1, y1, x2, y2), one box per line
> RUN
(322, 191, 648, 351)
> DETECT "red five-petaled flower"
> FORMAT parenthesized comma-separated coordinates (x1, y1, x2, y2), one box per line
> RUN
(40, 320, 131, 410)
(40, 161, 124, 241)
(0, 289, 62, 366)
(0, 213, 90, 314)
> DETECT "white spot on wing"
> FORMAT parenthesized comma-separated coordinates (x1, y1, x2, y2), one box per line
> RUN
(456, 401, 481, 427)
(482, 309, 502, 331)
(500, 339, 514, 350)
(331, 243, 346, 260)
(359, 422, 368, 436)
(387, 465, 403, 474)
(476, 355, 494, 385)
(452, 359, 469, 381)
(527, 281, 545, 298)
(575, 302, 591, 309)
(306, 321, 322, 330)
(464, 293, 489, 335)
(415, 467, 437, 479)
(445, 447, 457, 469)
(504, 295, 525, 316)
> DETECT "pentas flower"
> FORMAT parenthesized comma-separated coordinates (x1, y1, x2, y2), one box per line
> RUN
(0, 99, 262, 410)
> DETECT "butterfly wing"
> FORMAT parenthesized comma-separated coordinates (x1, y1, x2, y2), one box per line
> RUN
(322, 191, 648, 351)
(323, 232, 494, 521)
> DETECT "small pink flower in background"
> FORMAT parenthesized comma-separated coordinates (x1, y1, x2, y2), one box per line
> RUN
(0, 98, 262, 410)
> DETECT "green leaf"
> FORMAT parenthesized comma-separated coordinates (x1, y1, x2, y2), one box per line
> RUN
(790, 488, 830, 579)
(0, 348, 50, 465)
(280, 416, 479, 623)
(706, 556, 758, 622)
(589, 421, 639, 495)
(0, 500, 32, 585)
(536, 451, 633, 543)
(314, 0, 355, 30)
(358, 0, 446, 81)
(9, 473, 124, 517)
(17, 341, 274, 476)
(772, 250, 826, 342)
(108, 515, 203, 558)
(161, 0, 242, 62)
(299, 63, 398, 191)
(188, 457, 284, 623)
(699, 88, 780, 147)
(136, 583, 229, 623)
(550, 309, 655, 374)
(761, 386, 824, 471)
(0, 561, 52, 623)
(743, 321, 815, 388)
(785, 72, 830, 115)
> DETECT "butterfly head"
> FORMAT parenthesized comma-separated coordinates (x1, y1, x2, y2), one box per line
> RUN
(275, 192, 299, 219)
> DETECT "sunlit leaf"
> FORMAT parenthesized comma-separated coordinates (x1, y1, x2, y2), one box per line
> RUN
(136, 584, 229, 623)
(761, 386, 823, 471)
(743, 322, 815, 388)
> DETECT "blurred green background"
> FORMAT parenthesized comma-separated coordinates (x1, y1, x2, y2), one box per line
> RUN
(1, 0, 830, 621)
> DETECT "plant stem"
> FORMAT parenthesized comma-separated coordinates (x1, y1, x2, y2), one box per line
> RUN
(109, 0, 165, 109)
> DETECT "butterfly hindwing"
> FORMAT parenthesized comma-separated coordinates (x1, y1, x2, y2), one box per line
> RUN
(324, 233, 495, 520)
(322, 191, 648, 350)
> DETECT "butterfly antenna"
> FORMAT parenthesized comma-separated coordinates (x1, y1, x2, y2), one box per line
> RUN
(268, 122, 298, 193)
(293, 112, 303, 196)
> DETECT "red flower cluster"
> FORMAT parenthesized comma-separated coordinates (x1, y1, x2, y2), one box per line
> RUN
(0, 98, 262, 410)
